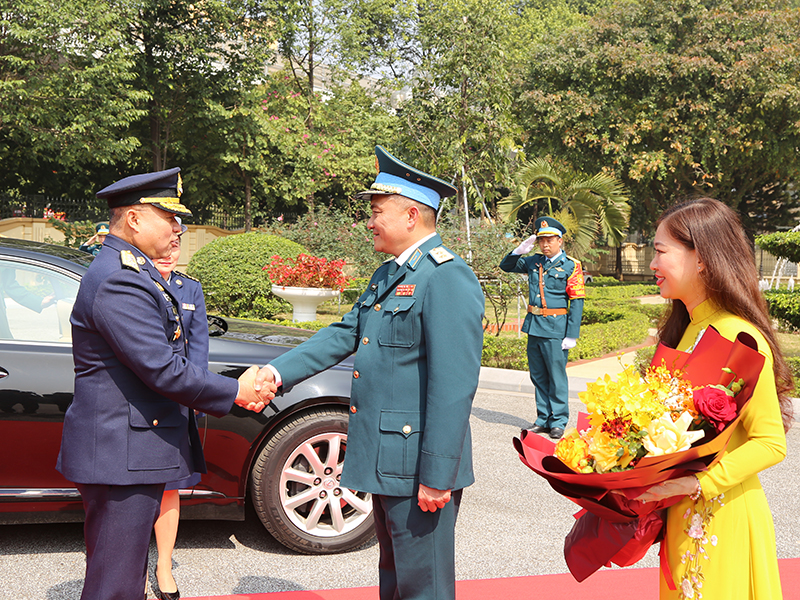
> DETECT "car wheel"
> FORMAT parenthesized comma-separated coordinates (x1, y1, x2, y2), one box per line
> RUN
(250, 407, 375, 554)
(584, 274, 593, 284)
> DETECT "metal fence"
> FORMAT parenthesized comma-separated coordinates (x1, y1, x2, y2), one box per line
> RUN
(1, 194, 253, 231)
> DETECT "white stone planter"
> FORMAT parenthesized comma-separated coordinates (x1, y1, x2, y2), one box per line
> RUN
(271, 285, 340, 322)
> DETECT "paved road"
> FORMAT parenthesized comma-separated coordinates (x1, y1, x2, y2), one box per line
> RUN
(2, 387, 799, 599)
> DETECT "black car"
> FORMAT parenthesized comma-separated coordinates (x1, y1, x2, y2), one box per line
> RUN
(0, 238, 374, 554)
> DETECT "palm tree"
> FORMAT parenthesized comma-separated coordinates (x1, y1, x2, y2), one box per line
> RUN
(497, 158, 631, 260)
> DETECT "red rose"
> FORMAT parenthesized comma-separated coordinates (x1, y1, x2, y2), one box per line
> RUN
(693, 386, 738, 433)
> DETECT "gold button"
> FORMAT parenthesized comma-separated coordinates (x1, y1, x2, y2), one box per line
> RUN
(374, 303, 381, 311)
(402, 424, 412, 434)
(353, 370, 360, 379)
(350, 406, 357, 414)
(152, 419, 159, 426)
(362, 337, 369, 345)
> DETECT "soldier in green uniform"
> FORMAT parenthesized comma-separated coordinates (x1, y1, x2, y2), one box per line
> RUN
(255, 146, 485, 600)
(79, 222, 109, 256)
(499, 217, 585, 439)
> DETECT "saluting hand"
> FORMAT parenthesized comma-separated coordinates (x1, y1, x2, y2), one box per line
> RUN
(235, 365, 275, 412)
(513, 234, 537, 255)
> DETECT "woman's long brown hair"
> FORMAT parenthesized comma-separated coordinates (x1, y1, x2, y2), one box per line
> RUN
(655, 197, 794, 431)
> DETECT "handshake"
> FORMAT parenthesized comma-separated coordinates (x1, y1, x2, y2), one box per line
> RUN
(234, 365, 278, 413)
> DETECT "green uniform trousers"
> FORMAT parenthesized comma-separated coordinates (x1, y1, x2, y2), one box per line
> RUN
(526, 335, 570, 429)
(373, 490, 463, 600)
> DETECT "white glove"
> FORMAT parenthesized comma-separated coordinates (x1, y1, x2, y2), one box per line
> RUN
(561, 337, 577, 351)
(513, 234, 537, 255)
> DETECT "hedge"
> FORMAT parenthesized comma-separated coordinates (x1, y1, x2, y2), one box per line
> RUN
(187, 232, 304, 319)
(481, 310, 651, 369)
(764, 290, 800, 330)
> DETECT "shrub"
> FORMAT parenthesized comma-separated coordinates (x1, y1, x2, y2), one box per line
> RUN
(481, 310, 652, 368)
(568, 312, 651, 361)
(187, 232, 305, 319)
(755, 232, 800, 264)
(786, 356, 800, 390)
(764, 290, 800, 330)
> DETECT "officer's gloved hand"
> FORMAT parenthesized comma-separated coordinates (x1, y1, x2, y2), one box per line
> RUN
(513, 234, 537, 255)
(561, 337, 577, 351)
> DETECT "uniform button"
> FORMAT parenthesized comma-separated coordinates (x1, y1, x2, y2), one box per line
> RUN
(374, 303, 381, 311)
(402, 424, 412, 434)
(152, 419, 159, 426)
(353, 370, 360, 379)
(350, 406, 357, 414)
(362, 337, 369, 345)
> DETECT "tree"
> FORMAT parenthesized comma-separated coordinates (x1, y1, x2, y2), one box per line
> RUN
(0, 0, 147, 196)
(392, 0, 522, 217)
(120, 0, 274, 171)
(517, 0, 800, 235)
(497, 157, 630, 269)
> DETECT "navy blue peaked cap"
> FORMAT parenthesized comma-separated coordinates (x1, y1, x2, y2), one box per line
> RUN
(357, 146, 457, 210)
(96, 167, 191, 216)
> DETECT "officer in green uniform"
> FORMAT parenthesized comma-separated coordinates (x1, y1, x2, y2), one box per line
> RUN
(256, 146, 485, 600)
(79, 222, 109, 256)
(499, 216, 585, 439)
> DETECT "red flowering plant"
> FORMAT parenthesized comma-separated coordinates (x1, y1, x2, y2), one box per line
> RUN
(263, 253, 353, 291)
(513, 326, 765, 585)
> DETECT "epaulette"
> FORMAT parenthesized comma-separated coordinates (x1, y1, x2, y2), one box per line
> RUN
(429, 246, 454, 264)
(120, 250, 140, 272)
(173, 270, 199, 283)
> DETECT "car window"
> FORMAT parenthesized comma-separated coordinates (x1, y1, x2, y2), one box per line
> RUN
(0, 260, 79, 343)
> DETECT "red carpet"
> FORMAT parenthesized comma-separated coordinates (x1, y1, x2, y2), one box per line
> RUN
(188, 557, 800, 599)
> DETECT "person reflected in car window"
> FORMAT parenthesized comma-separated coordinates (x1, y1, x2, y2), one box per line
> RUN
(0, 266, 55, 339)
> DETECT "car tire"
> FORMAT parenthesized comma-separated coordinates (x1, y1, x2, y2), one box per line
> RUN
(250, 407, 375, 554)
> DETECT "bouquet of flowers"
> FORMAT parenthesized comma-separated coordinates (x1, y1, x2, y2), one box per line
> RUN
(513, 326, 765, 583)
(263, 253, 353, 291)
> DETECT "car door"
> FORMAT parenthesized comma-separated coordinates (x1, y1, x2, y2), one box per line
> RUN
(0, 256, 83, 519)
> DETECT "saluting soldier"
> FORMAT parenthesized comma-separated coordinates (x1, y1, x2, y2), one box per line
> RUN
(78, 222, 109, 256)
(499, 216, 585, 439)
(57, 167, 274, 600)
(255, 146, 485, 600)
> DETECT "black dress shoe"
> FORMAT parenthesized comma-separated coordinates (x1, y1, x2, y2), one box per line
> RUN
(152, 580, 180, 600)
(155, 588, 180, 600)
(549, 427, 564, 439)
(528, 424, 550, 434)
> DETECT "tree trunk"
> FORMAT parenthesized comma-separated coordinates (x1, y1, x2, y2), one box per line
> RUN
(615, 245, 623, 281)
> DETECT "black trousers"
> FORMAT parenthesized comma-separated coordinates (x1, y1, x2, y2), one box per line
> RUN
(372, 490, 463, 600)
(77, 482, 165, 600)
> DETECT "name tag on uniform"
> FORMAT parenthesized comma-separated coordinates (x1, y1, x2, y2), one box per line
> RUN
(395, 285, 416, 296)
(181, 303, 196, 311)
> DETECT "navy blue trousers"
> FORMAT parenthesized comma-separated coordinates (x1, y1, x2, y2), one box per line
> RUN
(372, 490, 462, 600)
(77, 482, 165, 600)
(526, 335, 570, 429)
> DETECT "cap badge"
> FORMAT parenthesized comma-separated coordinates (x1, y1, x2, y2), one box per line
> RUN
(541, 220, 548, 228)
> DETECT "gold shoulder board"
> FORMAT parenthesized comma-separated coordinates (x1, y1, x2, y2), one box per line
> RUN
(120, 250, 140, 272)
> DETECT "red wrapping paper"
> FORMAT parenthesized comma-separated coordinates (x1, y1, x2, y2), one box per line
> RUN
(512, 326, 765, 582)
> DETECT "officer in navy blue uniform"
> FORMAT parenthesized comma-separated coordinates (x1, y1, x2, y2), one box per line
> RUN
(499, 216, 585, 439)
(255, 146, 485, 600)
(57, 168, 274, 600)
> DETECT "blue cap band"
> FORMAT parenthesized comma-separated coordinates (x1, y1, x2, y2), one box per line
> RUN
(373, 172, 441, 210)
